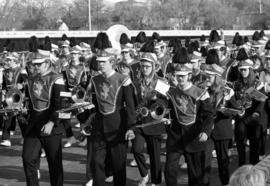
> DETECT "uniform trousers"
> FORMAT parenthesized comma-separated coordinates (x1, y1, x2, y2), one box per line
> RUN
(213, 139, 230, 185)
(203, 140, 213, 186)
(235, 121, 263, 166)
(2, 116, 16, 140)
(63, 120, 74, 138)
(2, 115, 27, 140)
(165, 149, 206, 186)
(131, 132, 162, 184)
(22, 134, 63, 186)
(91, 134, 127, 186)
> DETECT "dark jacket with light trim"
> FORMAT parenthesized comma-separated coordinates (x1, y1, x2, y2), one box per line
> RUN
(133, 75, 168, 136)
(166, 84, 214, 153)
(233, 79, 268, 130)
(62, 64, 89, 90)
(89, 71, 136, 143)
(209, 86, 236, 140)
(24, 69, 66, 136)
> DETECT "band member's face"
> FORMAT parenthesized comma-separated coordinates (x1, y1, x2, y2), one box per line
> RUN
(140, 61, 153, 77)
(205, 74, 216, 87)
(62, 46, 69, 54)
(265, 58, 270, 71)
(27, 63, 36, 76)
(239, 68, 249, 78)
(190, 61, 200, 71)
(119, 66, 130, 76)
(97, 60, 112, 73)
(34, 62, 48, 75)
(217, 47, 225, 60)
(121, 51, 131, 61)
(154, 47, 162, 57)
(71, 53, 80, 64)
(250, 47, 260, 56)
(176, 73, 189, 86)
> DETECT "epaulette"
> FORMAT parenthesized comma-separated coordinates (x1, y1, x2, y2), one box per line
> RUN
(198, 89, 210, 101)
(55, 77, 65, 85)
(123, 77, 132, 86)
(256, 81, 264, 91)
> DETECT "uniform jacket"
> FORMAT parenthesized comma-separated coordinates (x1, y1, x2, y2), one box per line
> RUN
(90, 71, 136, 143)
(233, 78, 268, 130)
(166, 84, 214, 152)
(133, 75, 168, 136)
(208, 86, 236, 140)
(25, 69, 66, 136)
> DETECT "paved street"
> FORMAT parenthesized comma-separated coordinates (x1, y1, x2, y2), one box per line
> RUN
(0, 123, 268, 186)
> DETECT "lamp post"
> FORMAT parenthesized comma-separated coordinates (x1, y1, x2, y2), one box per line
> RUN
(88, 0, 91, 30)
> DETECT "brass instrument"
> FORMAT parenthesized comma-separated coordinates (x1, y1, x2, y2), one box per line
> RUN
(136, 99, 169, 121)
(0, 88, 26, 115)
(56, 102, 94, 113)
(106, 24, 131, 54)
(71, 85, 86, 103)
(57, 85, 94, 114)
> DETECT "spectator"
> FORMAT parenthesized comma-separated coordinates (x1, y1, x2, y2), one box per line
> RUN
(229, 165, 266, 186)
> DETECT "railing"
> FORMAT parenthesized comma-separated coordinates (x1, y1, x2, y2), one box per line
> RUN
(0, 30, 269, 38)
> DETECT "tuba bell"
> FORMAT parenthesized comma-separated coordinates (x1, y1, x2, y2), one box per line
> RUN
(71, 85, 86, 103)
(5, 88, 24, 109)
(136, 99, 168, 120)
(149, 99, 168, 120)
(106, 24, 131, 54)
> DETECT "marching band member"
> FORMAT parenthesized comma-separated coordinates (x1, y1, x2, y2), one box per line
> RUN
(118, 42, 141, 81)
(190, 50, 205, 86)
(61, 45, 90, 148)
(87, 48, 136, 186)
(56, 40, 70, 73)
(214, 40, 232, 68)
(22, 49, 66, 186)
(131, 52, 167, 186)
(0, 52, 26, 147)
(165, 62, 214, 186)
(259, 48, 270, 159)
(203, 64, 236, 185)
(80, 42, 93, 69)
(233, 52, 268, 166)
(225, 48, 247, 83)
(154, 41, 171, 77)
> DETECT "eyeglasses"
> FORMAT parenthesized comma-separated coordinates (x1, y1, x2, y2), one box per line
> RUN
(239, 68, 248, 71)
(33, 62, 45, 67)
(140, 65, 152, 69)
(219, 47, 226, 52)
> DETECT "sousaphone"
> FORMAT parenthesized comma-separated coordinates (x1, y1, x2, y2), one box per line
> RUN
(106, 24, 131, 54)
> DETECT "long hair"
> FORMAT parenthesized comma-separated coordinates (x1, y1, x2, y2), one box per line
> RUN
(239, 68, 256, 87)
(208, 75, 226, 105)
(208, 74, 225, 95)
